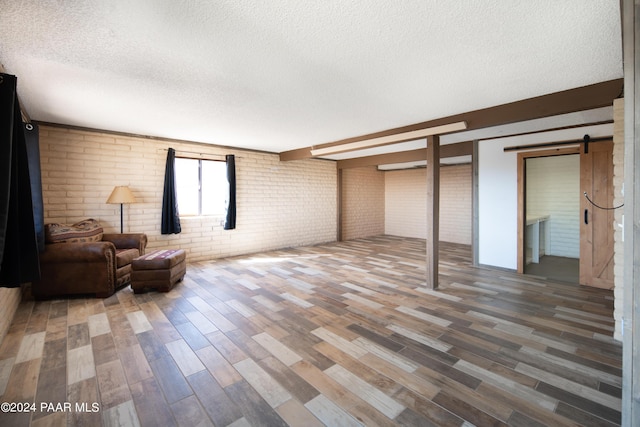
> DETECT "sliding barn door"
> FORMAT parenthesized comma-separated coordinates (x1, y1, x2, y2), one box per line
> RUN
(579, 140, 614, 289)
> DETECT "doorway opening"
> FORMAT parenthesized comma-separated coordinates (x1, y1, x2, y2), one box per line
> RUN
(523, 154, 580, 283)
(516, 141, 615, 288)
(516, 146, 581, 282)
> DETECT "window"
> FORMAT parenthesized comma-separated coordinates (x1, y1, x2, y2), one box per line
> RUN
(175, 158, 228, 216)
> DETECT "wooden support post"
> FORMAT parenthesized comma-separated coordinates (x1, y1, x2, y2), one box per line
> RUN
(426, 135, 440, 289)
(337, 166, 343, 241)
(472, 139, 479, 266)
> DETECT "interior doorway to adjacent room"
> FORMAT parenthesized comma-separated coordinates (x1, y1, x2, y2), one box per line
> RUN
(517, 140, 615, 288)
(523, 153, 580, 283)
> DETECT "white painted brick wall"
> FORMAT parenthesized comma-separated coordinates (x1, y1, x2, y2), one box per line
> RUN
(384, 164, 472, 244)
(39, 126, 337, 262)
(440, 165, 472, 244)
(341, 166, 385, 240)
(526, 155, 580, 258)
(385, 169, 426, 238)
(613, 98, 624, 341)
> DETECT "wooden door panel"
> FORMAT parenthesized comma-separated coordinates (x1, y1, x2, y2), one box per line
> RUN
(579, 141, 614, 289)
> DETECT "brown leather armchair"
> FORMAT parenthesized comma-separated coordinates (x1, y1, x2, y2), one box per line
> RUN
(32, 233, 147, 299)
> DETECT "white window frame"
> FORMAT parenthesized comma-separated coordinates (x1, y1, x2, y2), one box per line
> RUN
(175, 157, 227, 217)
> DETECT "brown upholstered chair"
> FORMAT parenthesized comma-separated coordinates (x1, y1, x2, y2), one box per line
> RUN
(31, 220, 147, 299)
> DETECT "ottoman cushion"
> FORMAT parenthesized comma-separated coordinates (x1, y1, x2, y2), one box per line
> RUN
(132, 261, 186, 282)
(132, 249, 186, 270)
(131, 249, 186, 293)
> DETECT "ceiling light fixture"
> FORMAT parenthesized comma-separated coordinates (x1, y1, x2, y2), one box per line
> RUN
(310, 121, 467, 157)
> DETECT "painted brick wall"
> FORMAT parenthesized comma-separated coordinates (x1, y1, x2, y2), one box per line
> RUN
(526, 155, 580, 258)
(38, 125, 337, 262)
(439, 164, 472, 244)
(341, 166, 385, 240)
(613, 98, 624, 341)
(384, 164, 472, 244)
(385, 169, 426, 238)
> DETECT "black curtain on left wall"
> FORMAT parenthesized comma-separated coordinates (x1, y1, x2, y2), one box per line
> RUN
(224, 154, 236, 230)
(24, 123, 44, 252)
(161, 147, 181, 234)
(0, 73, 41, 287)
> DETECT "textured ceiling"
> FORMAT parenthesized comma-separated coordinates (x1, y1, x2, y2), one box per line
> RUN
(0, 1, 623, 154)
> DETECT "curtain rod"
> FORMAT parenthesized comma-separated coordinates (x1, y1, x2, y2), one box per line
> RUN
(160, 148, 237, 161)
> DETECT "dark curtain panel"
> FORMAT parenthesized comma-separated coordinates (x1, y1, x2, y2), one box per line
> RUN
(0, 74, 15, 267)
(161, 147, 181, 234)
(224, 154, 236, 230)
(0, 73, 41, 286)
(24, 123, 44, 252)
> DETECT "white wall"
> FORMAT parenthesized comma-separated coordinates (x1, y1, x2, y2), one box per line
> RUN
(478, 123, 613, 270)
(385, 169, 427, 238)
(440, 164, 472, 244)
(526, 155, 580, 258)
(342, 166, 385, 240)
(478, 141, 519, 269)
(384, 164, 472, 244)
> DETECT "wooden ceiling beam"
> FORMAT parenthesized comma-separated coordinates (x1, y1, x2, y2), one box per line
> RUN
(441, 140, 473, 158)
(280, 78, 623, 162)
(337, 141, 472, 169)
(280, 146, 312, 162)
(337, 149, 426, 170)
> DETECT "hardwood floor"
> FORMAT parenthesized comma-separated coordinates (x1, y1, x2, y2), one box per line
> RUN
(0, 236, 621, 426)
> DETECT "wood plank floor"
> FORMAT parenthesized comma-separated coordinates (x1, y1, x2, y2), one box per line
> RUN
(0, 236, 621, 426)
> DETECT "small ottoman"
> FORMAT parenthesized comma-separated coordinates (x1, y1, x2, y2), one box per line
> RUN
(131, 249, 186, 293)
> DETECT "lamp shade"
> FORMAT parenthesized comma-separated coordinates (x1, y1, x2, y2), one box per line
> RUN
(106, 186, 136, 204)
